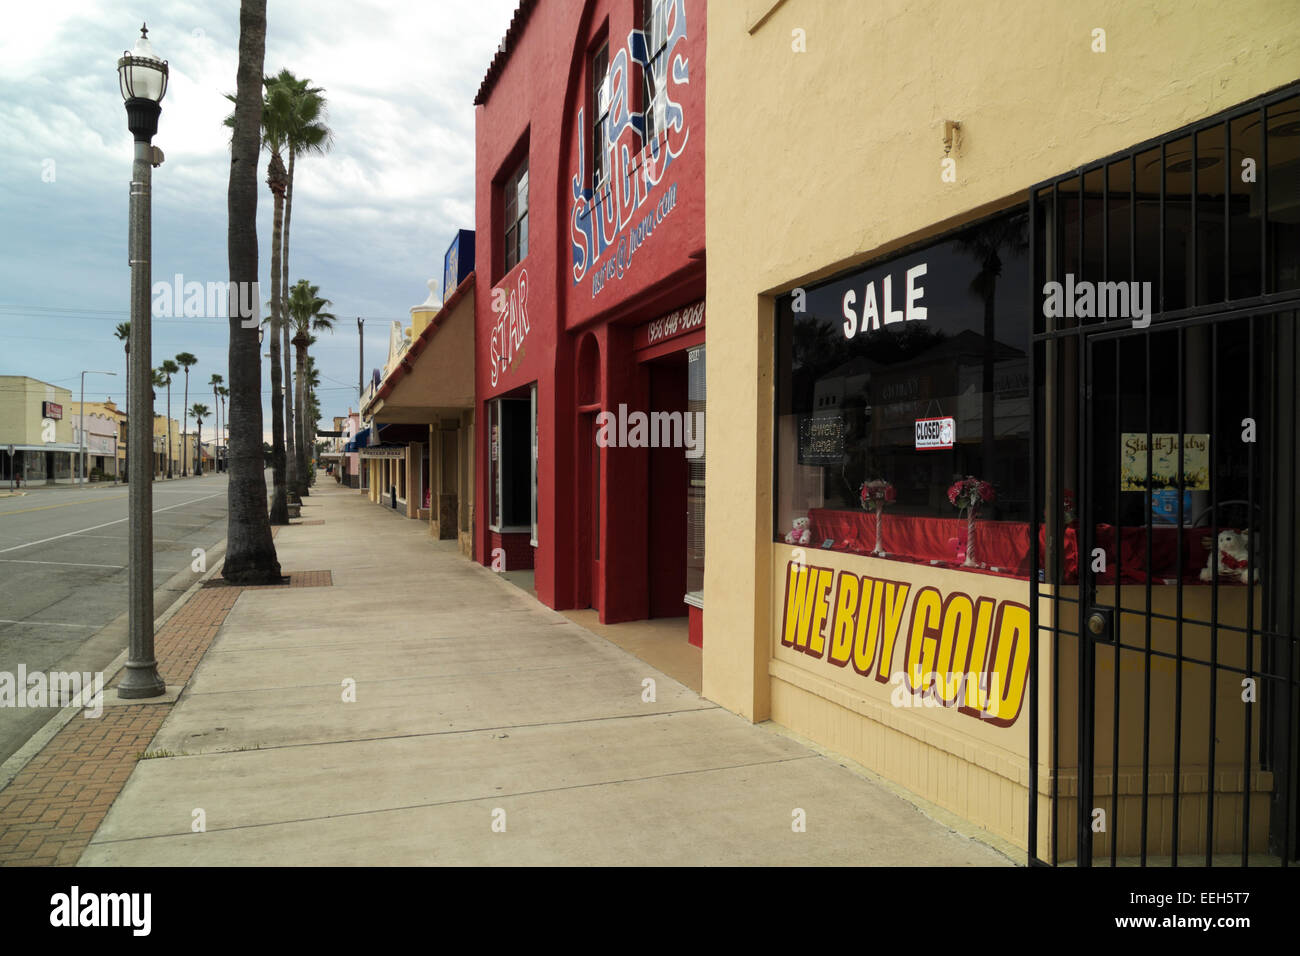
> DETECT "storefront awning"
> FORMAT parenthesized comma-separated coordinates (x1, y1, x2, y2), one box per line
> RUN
(364, 274, 476, 424)
(3, 444, 82, 454)
(343, 427, 371, 452)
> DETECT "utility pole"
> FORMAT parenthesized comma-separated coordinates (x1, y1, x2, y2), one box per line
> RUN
(357, 317, 364, 404)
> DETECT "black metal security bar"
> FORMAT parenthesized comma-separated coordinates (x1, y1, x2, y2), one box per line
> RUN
(1028, 81, 1300, 867)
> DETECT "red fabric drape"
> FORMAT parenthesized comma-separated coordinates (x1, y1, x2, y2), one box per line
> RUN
(1043, 524, 1214, 584)
(805, 510, 1220, 583)
(807, 509, 1031, 578)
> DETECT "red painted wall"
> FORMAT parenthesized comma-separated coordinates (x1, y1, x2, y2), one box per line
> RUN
(475, 0, 706, 621)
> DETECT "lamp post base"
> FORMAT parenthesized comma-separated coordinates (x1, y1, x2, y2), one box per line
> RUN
(117, 661, 166, 699)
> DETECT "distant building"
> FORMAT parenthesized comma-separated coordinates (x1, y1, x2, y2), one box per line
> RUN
(0, 376, 80, 484)
(68, 400, 124, 479)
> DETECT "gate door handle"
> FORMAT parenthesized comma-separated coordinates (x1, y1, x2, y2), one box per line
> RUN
(1086, 606, 1115, 643)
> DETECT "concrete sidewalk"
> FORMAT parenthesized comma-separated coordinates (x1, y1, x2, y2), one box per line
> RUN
(80, 480, 1012, 866)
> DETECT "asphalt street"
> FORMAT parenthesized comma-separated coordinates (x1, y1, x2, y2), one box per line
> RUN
(0, 474, 242, 763)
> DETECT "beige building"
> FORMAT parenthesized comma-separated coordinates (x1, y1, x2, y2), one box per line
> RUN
(0, 376, 79, 484)
(152, 414, 185, 478)
(68, 399, 126, 479)
(704, 1, 1300, 865)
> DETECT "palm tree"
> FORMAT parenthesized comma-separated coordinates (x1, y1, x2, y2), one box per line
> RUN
(150, 368, 166, 478)
(286, 280, 335, 490)
(157, 359, 178, 478)
(216, 385, 229, 471)
(222, 0, 280, 584)
(209, 374, 224, 472)
(304, 354, 323, 474)
(224, 76, 292, 522)
(190, 404, 210, 475)
(115, 322, 131, 481)
(272, 70, 333, 499)
(175, 352, 198, 476)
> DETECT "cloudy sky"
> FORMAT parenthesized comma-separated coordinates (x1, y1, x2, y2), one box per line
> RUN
(0, 0, 518, 439)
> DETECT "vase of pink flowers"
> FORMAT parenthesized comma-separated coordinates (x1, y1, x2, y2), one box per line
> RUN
(948, 476, 996, 568)
(859, 479, 896, 556)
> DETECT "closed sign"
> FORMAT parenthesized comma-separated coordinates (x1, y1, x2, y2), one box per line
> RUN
(915, 416, 955, 450)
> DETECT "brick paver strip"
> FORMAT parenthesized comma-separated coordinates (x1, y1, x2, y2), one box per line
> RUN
(0, 569, 330, 866)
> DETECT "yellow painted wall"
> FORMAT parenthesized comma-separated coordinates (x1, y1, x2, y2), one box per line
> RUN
(0, 377, 74, 444)
(703, 0, 1300, 849)
(152, 415, 185, 473)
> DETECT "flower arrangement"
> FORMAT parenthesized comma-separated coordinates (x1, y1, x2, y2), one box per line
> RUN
(947, 476, 996, 512)
(859, 479, 897, 510)
(859, 479, 896, 557)
(1062, 489, 1077, 526)
(1043, 489, 1078, 528)
(948, 476, 994, 567)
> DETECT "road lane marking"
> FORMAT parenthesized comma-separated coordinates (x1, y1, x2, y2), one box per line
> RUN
(0, 619, 98, 629)
(0, 492, 226, 555)
(0, 559, 126, 569)
(0, 559, 187, 571)
(0, 494, 129, 516)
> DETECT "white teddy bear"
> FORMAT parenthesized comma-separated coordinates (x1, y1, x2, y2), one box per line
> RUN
(1200, 529, 1257, 585)
(785, 516, 812, 546)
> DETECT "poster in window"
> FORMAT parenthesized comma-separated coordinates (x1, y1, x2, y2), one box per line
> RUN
(798, 415, 844, 466)
(1120, 433, 1210, 490)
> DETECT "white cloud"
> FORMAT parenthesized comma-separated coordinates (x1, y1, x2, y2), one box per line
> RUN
(0, 0, 519, 426)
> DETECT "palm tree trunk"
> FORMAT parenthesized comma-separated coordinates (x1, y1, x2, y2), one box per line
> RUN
(283, 147, 306, 497)
(223, 0, 280, 585)
(166, 385, 172, 479)
(284, 318, 298, 497)
(298, 346, 310, 486)
(123, 346, 129, 483)
(267, 166, 289, 525)
(181, 371, 189, 476)
(213, 385, 219, 472)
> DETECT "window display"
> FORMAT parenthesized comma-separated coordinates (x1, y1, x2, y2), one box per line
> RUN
(774, 207, 1033, 575)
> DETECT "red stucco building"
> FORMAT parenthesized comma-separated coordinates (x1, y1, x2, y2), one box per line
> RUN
(473, 0, 706, 634)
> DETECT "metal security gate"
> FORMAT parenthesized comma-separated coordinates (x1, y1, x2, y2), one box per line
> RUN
(1028, 83, 1300, 866)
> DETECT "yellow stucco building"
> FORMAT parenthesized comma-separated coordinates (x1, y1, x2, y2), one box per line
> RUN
(0, 376, 79, 483)
(704, 1, 1300, 864)
(152, 414, 186, 478)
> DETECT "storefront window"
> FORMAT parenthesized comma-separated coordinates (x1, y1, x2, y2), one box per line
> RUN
(489, 392, 535, 532)
(530, 384, 538, 546)
(685, 345, 706, 594)
(774, 207, 1032, 571)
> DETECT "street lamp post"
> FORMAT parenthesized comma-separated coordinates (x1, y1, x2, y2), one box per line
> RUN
(118, 23, 167, 699)
(79, 370, 116, 485)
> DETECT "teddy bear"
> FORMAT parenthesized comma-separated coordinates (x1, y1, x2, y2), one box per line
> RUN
(785, 516, 812, 546)
(1200, 529, 1257, 585)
